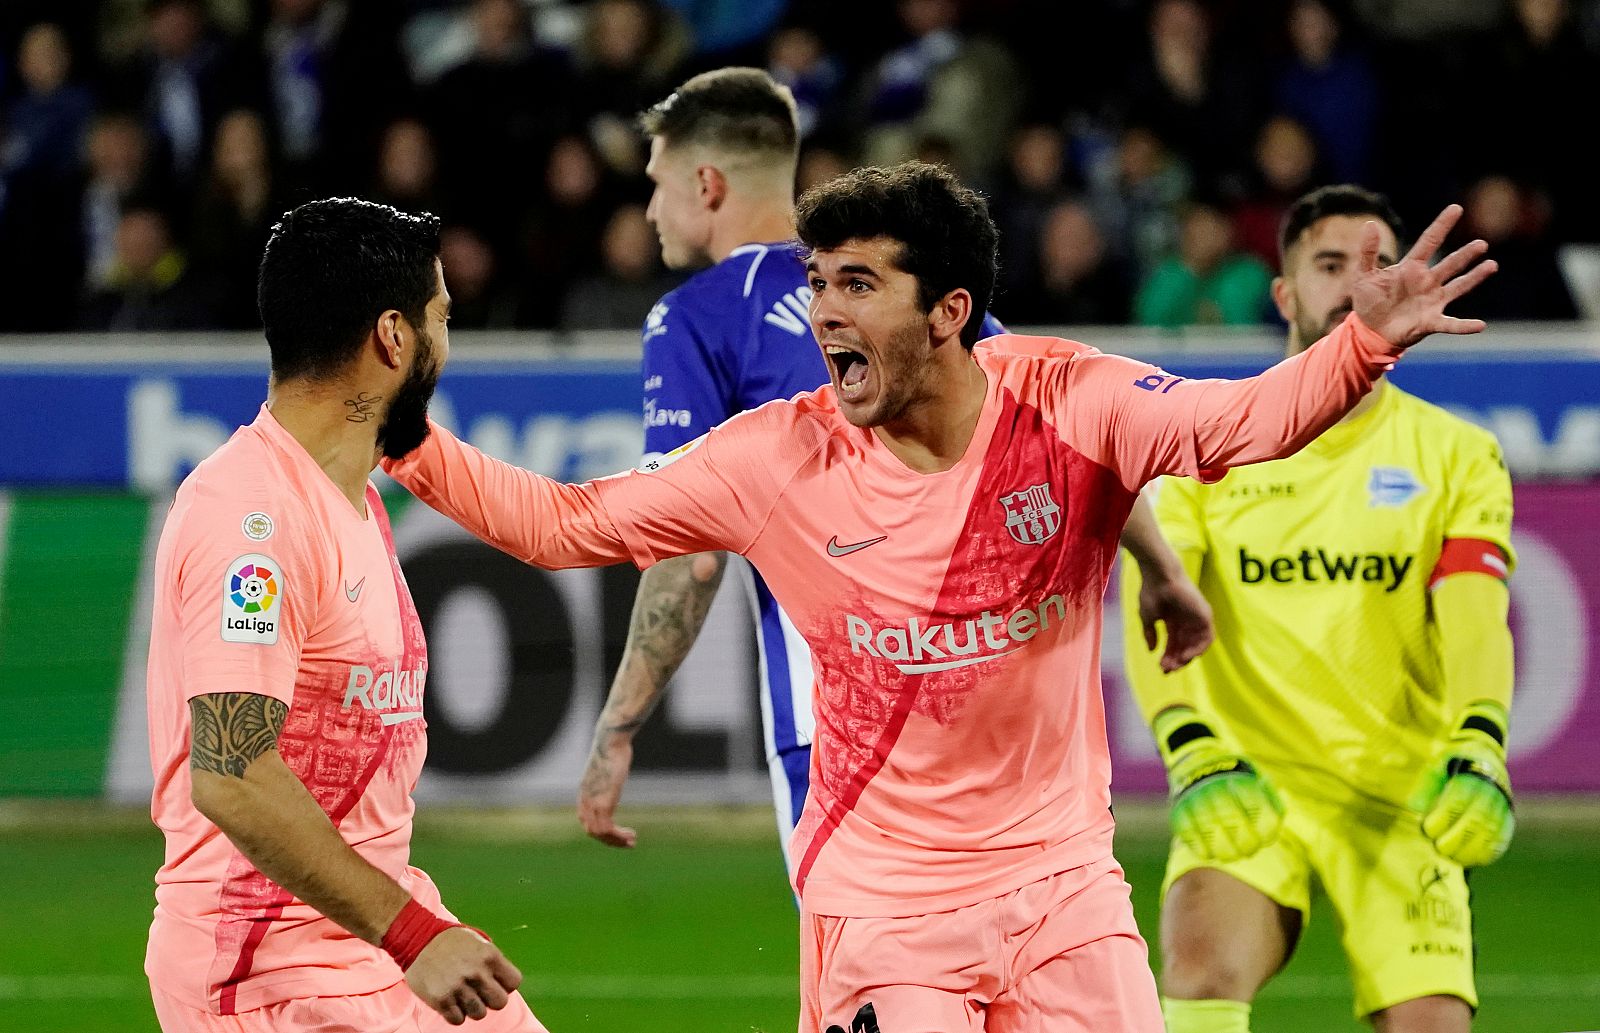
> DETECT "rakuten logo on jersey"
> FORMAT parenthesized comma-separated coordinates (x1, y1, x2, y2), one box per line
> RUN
(845, 594, 1068, 674)
(343, 663, 427, 725)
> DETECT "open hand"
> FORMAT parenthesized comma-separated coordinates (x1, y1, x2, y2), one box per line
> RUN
(1351, 203, 1497, 350)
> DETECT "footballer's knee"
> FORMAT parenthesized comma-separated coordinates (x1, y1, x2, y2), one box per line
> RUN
(1160, 919, 1266, 1002)
(1371, 994, 1472, 1033)
(1160, 872, 1295, 1002)
(1160, 953, 1263, 1003)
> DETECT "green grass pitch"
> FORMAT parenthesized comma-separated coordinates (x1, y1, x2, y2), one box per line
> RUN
(2, 800, 1595, 1032)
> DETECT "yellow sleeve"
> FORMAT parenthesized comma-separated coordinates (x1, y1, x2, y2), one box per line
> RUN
(1441, 428, 1516, 572)
(1121, 476, 1209, 727)
(1432, 574, 1514, 716)
(1433, 425, 1516, 719)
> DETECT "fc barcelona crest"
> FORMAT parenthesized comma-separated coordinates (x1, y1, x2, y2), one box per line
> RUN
(1000, 482, 1062, 545)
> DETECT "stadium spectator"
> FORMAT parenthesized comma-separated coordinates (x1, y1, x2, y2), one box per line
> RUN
(1085, 124, 1192, 281)
(1121, 0, 1261, 199)
(425, 0, 569, 238)
(78, 205, 218, 330)
(571, 0, 690, 177)
(1478, 0, 1600, 241)
(261, 0, 410, 192)
(190, 108, 279, 328)
(2, 23, 93, 181)
(660, 0, 787, 59)
(370, 117, 442, 216)
(439, 223, 520, 329)
(519, 133, 626, 327)
(262, 0, 334, 171)
(767, 25, 843, 140)
(1274, 0, 1379, 185)
(1359, 0, 1491, 223)
(796, 137, 851, 194)
(991, 0, 1143, 132)
(560, 202, 677, 329)
(857, 0, 1023, 183)
(1446, 173, 1579, 321)
(112, 0, 258, 186)
(1135, 199, 1273, 328)
(0, 23, 94, 329)
(79, 114, 167, 292)
(95, 0, 251, 64)
(1352, 0, 1501, 41)
(1232, 114, 1323, 267)
(1004, 198, 1133, 327)
(993, 122, 1075, 300)
(0, 2, 1592, 331)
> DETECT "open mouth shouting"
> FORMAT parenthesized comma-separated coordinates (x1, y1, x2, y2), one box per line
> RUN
(824, 343, 871, 400)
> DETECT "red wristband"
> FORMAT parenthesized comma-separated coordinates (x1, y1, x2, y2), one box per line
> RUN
(381, 899, 464, 971)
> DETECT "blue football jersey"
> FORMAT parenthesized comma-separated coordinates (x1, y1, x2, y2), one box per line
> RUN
(638, 240, 1005, 854)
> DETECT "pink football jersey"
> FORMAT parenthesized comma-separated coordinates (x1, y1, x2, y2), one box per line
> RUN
(385, 314, 1398, 917)
(147, 406, 437, 1013)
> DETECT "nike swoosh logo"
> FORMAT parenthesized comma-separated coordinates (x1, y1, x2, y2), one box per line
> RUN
(345, 577, 365, 602)
(827, 535, 887, 558)
(381, 711, 424, 726)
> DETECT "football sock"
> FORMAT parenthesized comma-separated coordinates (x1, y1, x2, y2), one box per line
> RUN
(1163, 996, 1252, 1033)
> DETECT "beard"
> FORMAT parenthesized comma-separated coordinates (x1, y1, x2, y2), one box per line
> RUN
(1291, 302, 1351, 355)
(377, 326, 441, 460)
(856, 318, 936, 428)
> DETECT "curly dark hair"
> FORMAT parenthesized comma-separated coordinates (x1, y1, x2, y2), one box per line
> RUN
(258, 197, 441, 382)
(794, 161, 998, 349)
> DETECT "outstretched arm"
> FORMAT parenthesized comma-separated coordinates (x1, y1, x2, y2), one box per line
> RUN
(383, 420, 636, 569)
(385, 399, 820, 572)
(1066, 205, 1497, 489)
(579, 551, 728, 847)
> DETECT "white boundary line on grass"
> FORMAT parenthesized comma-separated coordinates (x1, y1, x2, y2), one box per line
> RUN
(6, 972, 1600, 1002)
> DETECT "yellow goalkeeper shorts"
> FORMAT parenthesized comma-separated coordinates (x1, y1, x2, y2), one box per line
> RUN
(1160, 782, 1476, 1018)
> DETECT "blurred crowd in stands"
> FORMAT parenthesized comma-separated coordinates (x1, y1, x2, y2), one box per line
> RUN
(0, 0, 1594, 334)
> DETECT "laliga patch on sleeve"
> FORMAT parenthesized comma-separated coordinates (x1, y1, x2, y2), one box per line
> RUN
(636, 434, 705, 473)
(220, 553, 283, 644)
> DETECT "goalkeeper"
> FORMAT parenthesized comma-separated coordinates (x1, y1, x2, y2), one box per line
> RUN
(1122, 185, 1515, 1033)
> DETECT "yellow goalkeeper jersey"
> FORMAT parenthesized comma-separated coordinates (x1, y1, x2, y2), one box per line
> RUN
(1124, 383, 1514, 807)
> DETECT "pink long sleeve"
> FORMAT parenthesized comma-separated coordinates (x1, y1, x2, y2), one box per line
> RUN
(1057, 313, 1401, 490)
(384, 420, 635, 568)
(384, 402, 822, 570)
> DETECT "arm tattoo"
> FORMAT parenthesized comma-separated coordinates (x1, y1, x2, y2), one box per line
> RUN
(344, 393, 381, 422)
(606, 553, 726, 735)
(189, 693, 288, 777)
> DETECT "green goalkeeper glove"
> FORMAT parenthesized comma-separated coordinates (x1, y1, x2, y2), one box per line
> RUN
(1413, 700, 1515, 868)
(1153, 706, 1284, 862)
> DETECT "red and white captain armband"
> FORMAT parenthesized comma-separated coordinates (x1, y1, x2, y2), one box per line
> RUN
(381, 899, 489, 970)
(1428, 538, 1509, 590)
